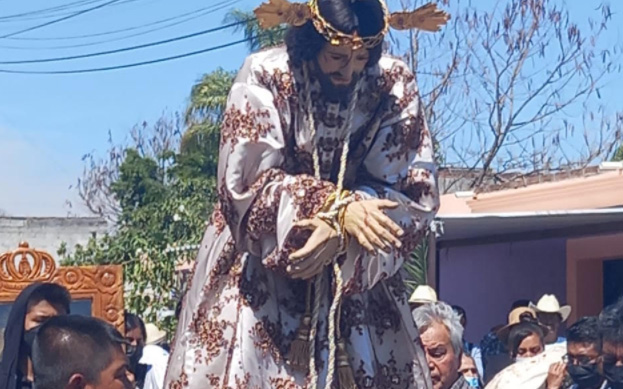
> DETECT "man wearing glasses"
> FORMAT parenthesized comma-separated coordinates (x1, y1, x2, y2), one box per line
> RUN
(546, 317, 606, 389)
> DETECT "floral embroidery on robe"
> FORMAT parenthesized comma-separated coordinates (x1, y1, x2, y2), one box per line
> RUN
(164, 46, 440, 389)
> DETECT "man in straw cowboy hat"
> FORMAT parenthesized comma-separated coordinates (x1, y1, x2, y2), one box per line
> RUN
(530, 294, 573, 348)
(164, 0, 448, 387)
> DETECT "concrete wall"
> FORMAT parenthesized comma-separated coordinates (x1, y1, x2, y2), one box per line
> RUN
(0, 217, 108, 261)
(438, 238, 567, 343)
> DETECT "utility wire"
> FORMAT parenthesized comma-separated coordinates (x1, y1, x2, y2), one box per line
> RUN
(0, 0, 123, 39)
(0, 0, 239, 49)
(0, 20, 249, 64)
(0, 0, 145, 23)
(0, 0, 102, 22)
(0, 36, 253, 74)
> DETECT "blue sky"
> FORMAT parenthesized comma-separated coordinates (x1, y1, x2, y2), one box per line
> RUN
(0, 0, 620, 217)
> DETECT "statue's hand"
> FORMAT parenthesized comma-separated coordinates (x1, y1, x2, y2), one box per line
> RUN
(287, 218, 339, 280)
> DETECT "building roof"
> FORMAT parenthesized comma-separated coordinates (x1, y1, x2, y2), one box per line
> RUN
(438, 165, 623, 215)
(436, 209, 623, 248)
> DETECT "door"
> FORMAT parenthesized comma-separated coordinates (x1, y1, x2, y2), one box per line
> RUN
(603, 259, 623, 308)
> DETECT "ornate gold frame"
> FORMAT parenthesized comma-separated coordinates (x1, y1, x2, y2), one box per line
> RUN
(0, 242, 124, 332)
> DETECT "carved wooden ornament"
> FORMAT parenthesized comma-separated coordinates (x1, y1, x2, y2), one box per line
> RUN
(0, 242, 124, 332)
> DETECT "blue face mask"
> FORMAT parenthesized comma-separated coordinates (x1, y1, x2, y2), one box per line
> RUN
(464, 376, 481, 388)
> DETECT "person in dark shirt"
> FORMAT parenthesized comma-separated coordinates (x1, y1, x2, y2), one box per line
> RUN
(0, 283, 71, 389)
(599, 301, 623, 389)
(546, 317, 604, 389)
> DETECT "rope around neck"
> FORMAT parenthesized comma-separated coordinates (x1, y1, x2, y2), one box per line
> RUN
(302, 62, 362, 389)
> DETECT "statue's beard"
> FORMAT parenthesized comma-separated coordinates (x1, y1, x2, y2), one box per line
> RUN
(313, 62, 361, 104)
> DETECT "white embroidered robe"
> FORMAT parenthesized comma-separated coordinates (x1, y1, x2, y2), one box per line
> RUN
(164, 46, 440, 389)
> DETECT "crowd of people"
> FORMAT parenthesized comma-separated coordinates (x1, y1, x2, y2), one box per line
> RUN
(408, 285, 623, 389)
(0, 282, 169, 389)
(1, 281, 623, 389)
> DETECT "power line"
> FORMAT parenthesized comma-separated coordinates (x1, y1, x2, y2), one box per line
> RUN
(0, 20, 249, 64)
(0, 0, 151, 23)
(7, 0, 236, 41)
(0, 0, 123, 39)
(0, 0, 102, 22)
(0, 0, 239, 49)
(0, 0, 145, 23)
(0, 36, 253, 74)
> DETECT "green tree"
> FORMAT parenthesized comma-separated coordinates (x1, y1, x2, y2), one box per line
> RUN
(181, 68, 235, 179)
(613, 145, 623, 162)
(62, 115, 218, 333)
(224, 9, 285, 52)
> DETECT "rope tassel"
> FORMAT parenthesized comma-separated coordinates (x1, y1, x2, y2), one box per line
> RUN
(286, 313, 312, 372)
(336, 339, 357, 389)
(287, 282, 314, 372)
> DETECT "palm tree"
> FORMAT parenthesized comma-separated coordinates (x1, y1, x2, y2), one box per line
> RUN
(180, 9, 286, 169)
(185, 67, 235, 126)
(224, 10, 285, 52)
(403, 239, 429, 296)
(180, 68, 235, 176)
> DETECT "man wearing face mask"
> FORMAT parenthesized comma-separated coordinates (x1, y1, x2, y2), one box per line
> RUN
(599, 302, 623, 389)
(0, 283, 71, 389)
(459, 354, 483, 388)
(546, 317, 604, 389)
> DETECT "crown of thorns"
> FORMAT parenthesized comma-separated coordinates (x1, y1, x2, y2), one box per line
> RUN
(254, 0, 450, 50)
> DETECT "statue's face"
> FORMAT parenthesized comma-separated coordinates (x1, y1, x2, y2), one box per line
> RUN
(316, 43, 369, 87)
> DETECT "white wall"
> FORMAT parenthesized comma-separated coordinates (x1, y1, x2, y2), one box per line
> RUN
(0, 216, 108, 262)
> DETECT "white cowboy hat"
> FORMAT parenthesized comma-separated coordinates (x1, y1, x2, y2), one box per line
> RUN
(529, 294, 572, 322)
(145, 323, 167, 345)
(409, 285, 438, 304)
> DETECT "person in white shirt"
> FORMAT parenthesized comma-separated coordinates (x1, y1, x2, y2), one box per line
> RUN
(125, 314, 169, 389)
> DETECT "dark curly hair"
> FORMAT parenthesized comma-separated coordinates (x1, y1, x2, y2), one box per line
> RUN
(285, 0, 385, 67)
(600, 298, 623, 345)
(567, 316, 601, 350)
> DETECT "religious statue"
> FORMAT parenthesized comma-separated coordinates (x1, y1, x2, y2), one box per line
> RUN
(165, 0, 448, 387)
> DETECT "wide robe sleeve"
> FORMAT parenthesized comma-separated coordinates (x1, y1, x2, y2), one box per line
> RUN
(339, 63, 440, 296)
(217, 56, 336, 274)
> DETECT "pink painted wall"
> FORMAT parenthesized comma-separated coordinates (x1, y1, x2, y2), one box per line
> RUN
(567, 233, 623, 322)
(438, 238, 567, 343)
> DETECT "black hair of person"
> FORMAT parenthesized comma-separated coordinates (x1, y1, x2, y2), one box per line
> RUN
(27, 283, 72, 314)
(0, 283, 72, 389)
(285, 0, 385, 67)
(600, 298, 623, 345)
(125, 312, 146, 340)
(508, 322, 545, 358)
(452, 305, 467, 320)
(32, 315, 126, 389)
(567, 316, 602, 351)
(510, 299, 532, 311)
